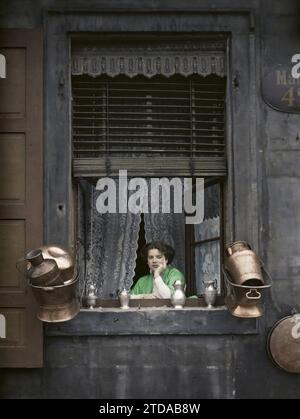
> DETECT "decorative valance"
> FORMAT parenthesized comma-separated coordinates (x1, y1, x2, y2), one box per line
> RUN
(72, 41, 226, 78)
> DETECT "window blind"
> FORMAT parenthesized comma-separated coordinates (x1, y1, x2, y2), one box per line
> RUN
(72, 74, 226, 177)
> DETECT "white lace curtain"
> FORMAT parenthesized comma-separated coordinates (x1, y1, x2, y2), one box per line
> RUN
(194, 217, 220, 294)
(194, 182, 221, 294)
(72, 40, 226, 78)
(72, 53, 226, 78)
(77, 179, 185, 298)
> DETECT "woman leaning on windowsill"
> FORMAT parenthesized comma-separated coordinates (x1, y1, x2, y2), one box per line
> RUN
(131, 241, 185, 299)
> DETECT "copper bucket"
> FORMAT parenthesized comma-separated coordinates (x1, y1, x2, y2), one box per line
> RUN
(223, 266, 272, 318)
(225, 241, 264, 286)
(29, 275, 80, 322)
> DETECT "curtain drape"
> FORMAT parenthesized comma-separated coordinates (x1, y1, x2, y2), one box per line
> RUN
(78, 180, 141, 298)
(194, 217, 220, 294)
(77, 178, 186, 297)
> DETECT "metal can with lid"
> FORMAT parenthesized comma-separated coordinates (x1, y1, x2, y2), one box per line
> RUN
(225, 241, 264, 286)
(25, 249, 64, 286)
(40, 245, 76, 283)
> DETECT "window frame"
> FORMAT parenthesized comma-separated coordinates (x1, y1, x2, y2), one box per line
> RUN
(72, 67, 227, 301)
(44, 9, 260, 334)
(185, 177, 225, 301)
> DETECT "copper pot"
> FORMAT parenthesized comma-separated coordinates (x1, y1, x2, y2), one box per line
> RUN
(267, 315, 300, 373)
(30, 275, 80, 322)
(225, 241, 264, 286)
(223, 266, 271, 318)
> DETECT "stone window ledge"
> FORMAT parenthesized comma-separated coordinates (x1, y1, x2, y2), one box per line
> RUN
(45, 306, 258, 336)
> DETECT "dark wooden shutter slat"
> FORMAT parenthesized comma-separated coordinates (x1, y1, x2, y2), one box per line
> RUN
(0, 29, 43, 368)
(72, 74, 226, 175)
(73, 157, 227, 177)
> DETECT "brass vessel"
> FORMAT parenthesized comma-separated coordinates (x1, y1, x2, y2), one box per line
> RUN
(25, 249, 64, 287)
(30, 275, 80, 322)
(19, 245, 80, 322)
(40, 245, 76, 283)
(223, 266, 272, 318)
(225, 241, 264, 286)
(267, 315, 300, 373)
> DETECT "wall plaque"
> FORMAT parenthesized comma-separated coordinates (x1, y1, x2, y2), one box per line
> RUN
(262, 65, 300, 113)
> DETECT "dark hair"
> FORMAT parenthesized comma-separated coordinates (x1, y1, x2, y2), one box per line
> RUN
(140, 241, 175, 264)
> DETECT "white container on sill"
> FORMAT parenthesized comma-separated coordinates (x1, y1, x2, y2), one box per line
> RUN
(171, 280, 186, 309)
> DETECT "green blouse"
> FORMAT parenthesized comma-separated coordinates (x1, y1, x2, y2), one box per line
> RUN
(131, 266, 185, 295)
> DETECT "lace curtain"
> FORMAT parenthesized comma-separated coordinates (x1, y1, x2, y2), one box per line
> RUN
(194, 183, 221, 294)
(77, 180, 141, 298)
(194, 217, 221, 294)
(77, 179, 186, 298)
(143, 178, 185, 274)
(72, 40, 226, 78)
(72, 53, 226, 78)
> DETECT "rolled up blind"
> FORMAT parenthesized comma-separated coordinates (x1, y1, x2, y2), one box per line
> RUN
(72, 74, 226, 177)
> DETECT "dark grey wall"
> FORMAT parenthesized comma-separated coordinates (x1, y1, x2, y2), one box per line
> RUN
(1, 334, 299, 399)
(1, 0, 300, 399)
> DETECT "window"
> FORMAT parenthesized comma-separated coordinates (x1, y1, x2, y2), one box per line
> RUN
(185, 178, 224, 301)
(72, 39, 227, 302)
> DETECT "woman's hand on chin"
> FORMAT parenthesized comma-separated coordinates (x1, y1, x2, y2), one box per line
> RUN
(153, 259, 167, 278)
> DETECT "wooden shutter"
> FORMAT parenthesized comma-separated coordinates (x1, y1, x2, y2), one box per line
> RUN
(0, 30, 43, 367)
(72, 74, 226, 177)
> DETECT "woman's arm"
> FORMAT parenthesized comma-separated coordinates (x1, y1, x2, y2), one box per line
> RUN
(152, 260, 172, 298)
(153, 275, 172, 298)
(153, 265, 185, 298)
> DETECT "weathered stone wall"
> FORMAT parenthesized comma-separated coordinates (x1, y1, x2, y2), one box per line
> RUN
(1, 0, 300, 399)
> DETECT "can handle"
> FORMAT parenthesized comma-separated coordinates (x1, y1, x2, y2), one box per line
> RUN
(43, 287, 55, 291)
(246, 289, 261, 300)
(16, 258, 27, 276)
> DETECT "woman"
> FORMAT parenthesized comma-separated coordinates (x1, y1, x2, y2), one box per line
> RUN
(131, 241, 185, 298)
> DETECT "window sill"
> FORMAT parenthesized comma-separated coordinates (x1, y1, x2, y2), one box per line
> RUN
(45, 305, 258, 336)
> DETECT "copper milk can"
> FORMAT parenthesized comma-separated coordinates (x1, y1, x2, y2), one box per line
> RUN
(39, 245, 76, 283)
(25, 249, 64, 286)
(225, 241, 264, 286)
